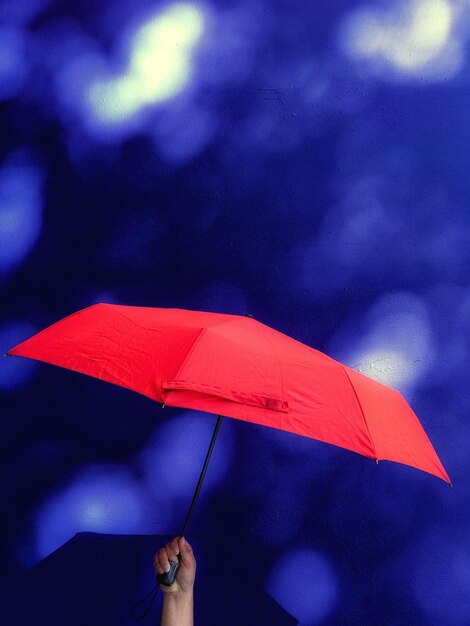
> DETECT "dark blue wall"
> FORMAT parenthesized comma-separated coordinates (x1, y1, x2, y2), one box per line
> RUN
(1, 1, 468, 624)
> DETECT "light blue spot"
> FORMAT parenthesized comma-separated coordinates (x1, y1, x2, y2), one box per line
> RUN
(266, 548, 339, 624)
(0, 151, 44, 274)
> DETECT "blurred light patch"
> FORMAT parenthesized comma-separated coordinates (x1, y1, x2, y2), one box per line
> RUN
(91, 290, 117, 305)
(0, 151, 44, 275)
(328, 177, 402, 265)
(329, 292, 434, 393)
(285, 171, 403, 300)
(285, 239, 355, 301)
(428, 284, 470, 384)
(266, 548, 339, 624)
(138, 410, 234, 503)
(197, 1, 261, 87)
(338, 0, 464, 81)
(411, 528, 470, 625)
(34, 464, 146, 560)
(407, 285, 467, 390)
(87, 3, 204, 125)
(33, 17, 106, 144)
(0, 26, 27, 100)
(0, 321, 37, 390)
(154, 102, 217, 164)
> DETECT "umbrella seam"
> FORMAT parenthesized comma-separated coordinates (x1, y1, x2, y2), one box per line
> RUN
(341, 366, 379, 460)
(172, 326, 208, 382)
(254, 320, 285, 409)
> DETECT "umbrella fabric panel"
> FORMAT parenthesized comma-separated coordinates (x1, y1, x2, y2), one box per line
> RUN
(8, 304, 214, 403)
(345, 366, 450, 483)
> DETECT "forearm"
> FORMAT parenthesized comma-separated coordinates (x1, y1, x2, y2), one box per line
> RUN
(161, 591, 194, 626)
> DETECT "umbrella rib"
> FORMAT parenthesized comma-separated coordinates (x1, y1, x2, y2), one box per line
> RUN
(341, 366, 379, 460)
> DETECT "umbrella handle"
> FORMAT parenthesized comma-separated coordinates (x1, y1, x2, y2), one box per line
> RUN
(132, 415, 223, 619)
(131, 554, 181, 620)
(156, 554, 181, 586)
(157, 415, 223, 585)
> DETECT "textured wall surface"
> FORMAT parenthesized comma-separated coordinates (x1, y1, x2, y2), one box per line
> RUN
(1, 1, 468, 624)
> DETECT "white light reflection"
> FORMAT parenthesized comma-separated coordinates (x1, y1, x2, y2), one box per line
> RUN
(338, 0, 465, 81)
(37, 1, 268, 162)
(34, 464, 146, 560)
(328, 292, 434, 393)
(88, 3, 204, 124)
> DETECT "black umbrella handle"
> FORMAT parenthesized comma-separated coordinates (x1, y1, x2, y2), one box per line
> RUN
(156, 554, 181, 586)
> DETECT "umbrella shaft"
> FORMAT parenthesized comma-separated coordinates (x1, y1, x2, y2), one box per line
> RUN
(180, 414, 223, 537)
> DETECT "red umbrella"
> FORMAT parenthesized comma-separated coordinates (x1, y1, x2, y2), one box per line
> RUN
(7, 303, 450, 585)
(7, 303, 449, 477)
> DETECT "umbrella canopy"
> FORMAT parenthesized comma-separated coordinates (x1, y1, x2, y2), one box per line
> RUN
(7, 303, 449, 483)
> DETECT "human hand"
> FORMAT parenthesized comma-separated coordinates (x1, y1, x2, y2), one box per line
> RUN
(154, 537, 196, 596)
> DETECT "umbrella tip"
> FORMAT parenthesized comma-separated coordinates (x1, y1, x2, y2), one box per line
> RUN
(245, 313, 254, 319)
(3, 353, 9, 357)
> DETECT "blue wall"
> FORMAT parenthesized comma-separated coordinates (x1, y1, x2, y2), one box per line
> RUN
(1, 1, 468, 624)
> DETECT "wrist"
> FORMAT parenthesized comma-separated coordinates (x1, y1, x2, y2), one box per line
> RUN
(164, 587, 194, 602)
(161, 587, 194, 626)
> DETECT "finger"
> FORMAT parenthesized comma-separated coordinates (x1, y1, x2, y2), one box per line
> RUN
(178, 537, 195, 567)
(153, 553, 164, 575)
(166, 539, 179, 563)
(158, 547, 171, 573)
(170, 537, 180, 554)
